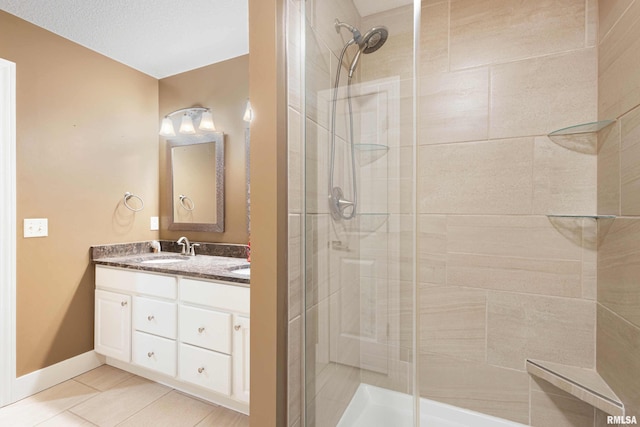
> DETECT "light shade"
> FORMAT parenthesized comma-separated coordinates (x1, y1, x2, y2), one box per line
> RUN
(179, 114, 196, 134)
(243, 100, 253, 123)
(159, 117, 175, 137)
(199, 110, 216, 131)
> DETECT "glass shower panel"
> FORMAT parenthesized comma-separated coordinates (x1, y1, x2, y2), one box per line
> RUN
(302, 1, 418, 426)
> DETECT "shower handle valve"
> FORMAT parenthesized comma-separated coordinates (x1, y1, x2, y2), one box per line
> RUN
(330, 187, 355, 220)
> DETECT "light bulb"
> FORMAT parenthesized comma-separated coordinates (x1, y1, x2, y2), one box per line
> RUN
(159, 117, 175, 137)
(199, 110, 216, 131)
(179, 113, 196, 134)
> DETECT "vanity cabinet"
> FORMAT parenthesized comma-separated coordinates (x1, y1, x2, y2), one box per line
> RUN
(94, 289, 131, 362)
(94, 265, 250, 412)
(232, 315, 250, 403)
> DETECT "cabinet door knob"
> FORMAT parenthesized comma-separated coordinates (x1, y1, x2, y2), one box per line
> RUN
(121, 301, 127, 307)
(234, 325, 241, 331)
(198, 367, 205, 373)
(147, 351, 154, 358)
(198, 327, 205, 333)
(147, 315, 154, 321)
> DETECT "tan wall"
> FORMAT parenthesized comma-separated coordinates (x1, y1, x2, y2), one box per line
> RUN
(248, 0, 288, 425)
(159, 55, 249, 244)
(0, 11, 159, 376)
(596, 0, 640, 418)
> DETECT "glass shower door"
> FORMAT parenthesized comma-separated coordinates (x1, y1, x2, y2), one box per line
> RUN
(300, 1, 419, 426)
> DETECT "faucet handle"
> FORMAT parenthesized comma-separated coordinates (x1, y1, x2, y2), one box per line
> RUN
(190, 243, 200, 256)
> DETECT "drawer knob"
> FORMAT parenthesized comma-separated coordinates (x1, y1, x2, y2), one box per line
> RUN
(121, 301, 127, 307)
(198, 367, 205, 374)
(147, 351, 154, 358)
(234, 325, 241, 331)
(198, 327, 205, 333)
(147, 315, 154, 321)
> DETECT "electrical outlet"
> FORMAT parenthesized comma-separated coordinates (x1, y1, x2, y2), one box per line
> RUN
(150, 216, 159, 231)
(24, 218, 48, 238)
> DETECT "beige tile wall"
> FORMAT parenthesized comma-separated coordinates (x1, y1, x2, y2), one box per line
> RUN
(413, 0, 599, 424)
(597, 0, 640, 419)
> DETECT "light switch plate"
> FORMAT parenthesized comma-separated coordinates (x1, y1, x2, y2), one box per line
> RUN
(24, 218, 48, 238)
(150, 216, 159, 231)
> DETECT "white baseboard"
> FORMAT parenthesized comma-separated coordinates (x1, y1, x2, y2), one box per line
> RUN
(12, 351, 105, 402)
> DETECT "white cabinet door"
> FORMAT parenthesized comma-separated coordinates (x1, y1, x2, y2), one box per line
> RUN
(232, 315, 250, 403)
(95, 289, 131, 362)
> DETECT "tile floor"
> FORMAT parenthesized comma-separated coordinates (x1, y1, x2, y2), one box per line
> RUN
(0, 365, 249, 427)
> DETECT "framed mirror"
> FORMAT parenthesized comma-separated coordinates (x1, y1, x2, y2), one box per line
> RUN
(167, 132, 224, 232)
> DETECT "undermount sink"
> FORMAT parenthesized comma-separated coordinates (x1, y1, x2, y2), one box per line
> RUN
(140, 257, 188, 264)
(229, 266, 250, 277)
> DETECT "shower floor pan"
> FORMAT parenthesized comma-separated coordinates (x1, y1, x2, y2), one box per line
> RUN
(338, 384, 527, 427)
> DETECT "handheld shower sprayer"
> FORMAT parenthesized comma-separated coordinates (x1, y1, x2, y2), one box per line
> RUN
(329, 19, 389, 220)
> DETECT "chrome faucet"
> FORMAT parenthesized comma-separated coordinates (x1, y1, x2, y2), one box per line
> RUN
(176, 236, 199, 256)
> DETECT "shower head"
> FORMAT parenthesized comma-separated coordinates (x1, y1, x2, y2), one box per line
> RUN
(360, 26, 388, 54)
(335, 19, 389, 77)
(347, 25, 389, 77)
(335, 20, 389, 53)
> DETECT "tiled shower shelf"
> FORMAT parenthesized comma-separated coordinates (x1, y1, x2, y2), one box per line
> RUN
(354, 143, 389, 152)
(355, 144, 389, 166)
(546, 120, 615, 154)
(548, 120, 615, 136)
(526, 359, 624, 416)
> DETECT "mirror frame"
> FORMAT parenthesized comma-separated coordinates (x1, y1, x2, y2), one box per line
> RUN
(167, 131, 225, 232)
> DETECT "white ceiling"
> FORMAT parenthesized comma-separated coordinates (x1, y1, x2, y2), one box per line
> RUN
(354, 0, 414, 18)
(0, 0, 248, 78)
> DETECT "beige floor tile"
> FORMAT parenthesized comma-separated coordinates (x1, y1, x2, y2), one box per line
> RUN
(196, 406, 249, 427)
(117, 390, 215, 427)
(73, 365, 133, 391)
(0, 380, 98, 427)
(69, 376, 171, 427)
(37, 411, 96, 426)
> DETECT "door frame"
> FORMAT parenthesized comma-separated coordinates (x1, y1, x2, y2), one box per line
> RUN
(0, 57, 17, 407)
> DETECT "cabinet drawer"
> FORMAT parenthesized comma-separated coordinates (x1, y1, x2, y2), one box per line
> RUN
(180, 278, 250, 314)
(179, 343, 231, 396)
(96, 266, 177, 299)
(134, 297, 177, 339)
(133, 331, 177, 377)
(180, 305, 231, 354)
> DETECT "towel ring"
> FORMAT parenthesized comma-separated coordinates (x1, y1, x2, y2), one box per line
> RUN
(179, 194, 195, 211)
(123, 192, 144, 212)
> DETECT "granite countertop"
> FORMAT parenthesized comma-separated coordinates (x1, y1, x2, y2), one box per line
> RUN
(91, 241, 250, 286)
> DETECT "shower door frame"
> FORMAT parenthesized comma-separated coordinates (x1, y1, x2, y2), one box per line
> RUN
(0, 57, 17, 408)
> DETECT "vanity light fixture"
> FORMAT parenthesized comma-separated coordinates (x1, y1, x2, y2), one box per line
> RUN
(159, 117, 176, 137)
(159, 107, 216, 137)
(243, 99, 253, 123)
(179, 113, 196, 134)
